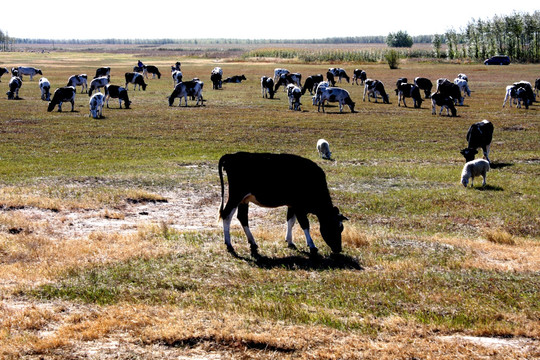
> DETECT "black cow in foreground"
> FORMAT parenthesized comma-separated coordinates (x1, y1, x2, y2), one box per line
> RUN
(260, 76, 275, 99)
(95, 67, 111, 78)
(414, 77, 433, 98)
(47, 86, 76, 112)
(218, 152, 347, 257)
(105, 84, 131, 109)
(302, 74, 324, 95)
(460, 120, 494, 163)
(223, 75, 246, 83)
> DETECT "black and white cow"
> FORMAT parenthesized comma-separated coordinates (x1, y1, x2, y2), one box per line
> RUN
(171, 61, 181, 72)
(460, 120, 494, 164)
(287, 84, 302, 111)
(211, 67, 223, 89)
(89, 92, 105, 119)
(67, 74, 88, 93)
(168, 79, 204, 106)
(301, 74, 324, 95)
(273, 68, 289, 83)
(143, 65, 161, 79)
(0, 67, 9, 82)
(436, 78, 464, 105)
(39, 77, 51, 101)
(534, 78, 540, 97)
(218, 152, 347, 256)
(6, 76, 22, 100)
(125, 72, 147, 91)
(88, 76, 110, 96)
(47, 86, 76, 112)
(326, 71, 336, 86)
(502, 81, 535, 109)
(414, 77, 433, 98)
(457, 73, 468, 82)
(105, 84, 131, 109)
(95, 67, 110, 78)
(317, 87, 355, 113)
(395, 81, 423, 108)
(454, 77, 471, 97)
(274, 73, 301, 92)
(430, 92, 457, 117)
(172, 70, 183, 86)
(223, 75, 247, 83)
(328, 68, 350, 83)
(363, 79, 390, 104)
(312, 81, 331, 106)
(16, 66, 42, 81)
(261, 76, 275, 99)
(352, 69, 367, 85)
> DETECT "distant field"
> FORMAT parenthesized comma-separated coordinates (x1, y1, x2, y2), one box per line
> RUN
(0, 50, 539, 359)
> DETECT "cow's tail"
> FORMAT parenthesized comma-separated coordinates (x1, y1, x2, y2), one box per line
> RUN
(217, 155, 227, 221)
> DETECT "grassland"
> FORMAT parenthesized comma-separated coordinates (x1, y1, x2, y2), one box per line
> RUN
(0, 49, 539, 359)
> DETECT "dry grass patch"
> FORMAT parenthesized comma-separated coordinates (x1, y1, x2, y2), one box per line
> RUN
(483, 228, 516, 245)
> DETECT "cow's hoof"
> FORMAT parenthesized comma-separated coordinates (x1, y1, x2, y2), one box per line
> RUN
(287, 243, 297, 250)
(250, 245, 260, 259)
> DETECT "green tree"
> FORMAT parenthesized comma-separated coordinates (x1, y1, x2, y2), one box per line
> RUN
(386, 31, 413, 48)
(432, 34, 442, 58)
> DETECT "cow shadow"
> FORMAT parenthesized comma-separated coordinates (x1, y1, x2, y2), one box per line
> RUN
(490, 162, 513, 169)
(475, 184, 504, 191)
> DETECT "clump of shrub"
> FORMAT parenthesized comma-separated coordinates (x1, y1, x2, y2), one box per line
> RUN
(385, 50, 400, 69)
(483, 229, 516, 245)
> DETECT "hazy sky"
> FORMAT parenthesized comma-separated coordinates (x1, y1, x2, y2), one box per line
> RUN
(3, 1, 538, 39)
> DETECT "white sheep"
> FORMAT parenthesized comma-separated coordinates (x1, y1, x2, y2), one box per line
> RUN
(317, 139, 332, 160)
(461, 159, 490, 187)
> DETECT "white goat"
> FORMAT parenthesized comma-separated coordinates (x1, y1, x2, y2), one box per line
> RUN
(461, 159, 490, 187)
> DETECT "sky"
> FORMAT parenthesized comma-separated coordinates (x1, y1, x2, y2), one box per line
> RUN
(2, 1, 538, 40)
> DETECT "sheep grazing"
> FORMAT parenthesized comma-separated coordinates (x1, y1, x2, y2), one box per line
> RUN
(317, 139, 332, 160)
(461, 159, 490, 187)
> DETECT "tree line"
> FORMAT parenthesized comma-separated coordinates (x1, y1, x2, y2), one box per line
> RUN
(0, 29, 13, 51)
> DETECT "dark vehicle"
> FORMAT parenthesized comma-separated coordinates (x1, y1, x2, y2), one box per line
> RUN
(484, 55, 510, 65)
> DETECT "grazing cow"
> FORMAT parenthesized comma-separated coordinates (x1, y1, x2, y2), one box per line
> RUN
(218, 152, 347, 255)
(317, 87, 355, 113)
(534, 78, 540, 97)
(274, 73, 302, 92)
(105, 84, 131, 109)
(95, 67, 110, 78)
(39, 77, 51, 101)
(89, 92, 105, 119)
(287, 84, 302, 111)
(326, 71, 336, 86)
(6, 76, 22, 100)
(363, 79, 390, 104)
(352, 69, 367, 85)
(328, 68, 350, 83)
(172, 70, 183, 86)
(460, 120, 494, 164)
(125, 72, 147, 91)
(88, 76, 110, 96)
(395, 81, 423, 108)
(223, 75, 246, 83)
(457, 73, 468, 82)
(502, 81, 535, 109)
(302, 74, 324, 95)
(143, 65, 161, 79)
(67, 74, 88, 93)
(437, 78, 463, 105)
(171, 61, 181, 72)
(16, 66, 42, 81)
(317, 139, 332, 160)
(0, 67, 9, 82)
(47, 86, 76, 112)
(273, 68, 289, 83)
(414, 77, 433, 98)
(211, 67, 223, 89)
(454, 77, 471, 97)
(430, 92, 457, 117)
(260, 76, 275, 99)
(312, 81, 331, 105)
(168, 79, 204, 106)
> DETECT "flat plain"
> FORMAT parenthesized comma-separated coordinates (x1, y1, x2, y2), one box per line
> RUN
(0, 49, 539, 359)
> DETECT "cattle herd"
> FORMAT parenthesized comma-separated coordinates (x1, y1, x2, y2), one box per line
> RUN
(1, 62, 538, 256)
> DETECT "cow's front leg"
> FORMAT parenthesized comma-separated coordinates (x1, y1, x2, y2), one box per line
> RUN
(70, 100, 75, 112)
(295, 212, 318, 255)
(237, 203, 258, 256)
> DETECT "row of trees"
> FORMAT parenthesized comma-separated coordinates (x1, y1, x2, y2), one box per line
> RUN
(0, 29, 13, 51)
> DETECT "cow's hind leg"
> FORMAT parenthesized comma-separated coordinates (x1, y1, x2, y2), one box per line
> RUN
(237, 203, 258, 256)
(221, 205, 237, 253)
(285, 208, 297, 249)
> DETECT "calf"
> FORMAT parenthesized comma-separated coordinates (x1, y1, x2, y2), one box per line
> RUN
(168, 79, 204, 106)
(260, 76, 275, 99)
(301, 74, 324, 95)
(317, 87, 355, 113)
(172, 70, 183, 86)
(273, 68, 289, 83)
(396, 81, 423, 108)
(363, 79, 390, 104)
(218, 152, 347, 256)
(328, 68, 349, 83)
(223, 75, 246, 83)
(105, 84, 131, 109)
(430, 92, 457, 117)
(125, 72, 147, 91)
(95, 67, 110, 78)
(460, 120, 494, 163)
(0, 67, 9, 82)
(287, 84, 302, 111)
(89, 76, 110, 96)
(454, 77, 471, 97)
(352, 69, 367, 85)
(39, 77, 51, 101)
(437, 78, 463, 105)
(414, 77, 433, 98)
(67, 74, 88, 93)
(47, 86, 76, 112)
(211, 67, 223, 89)
(274, 73, 302, 92)
(16, 66, 42, 81)
(89, 92, 105, 119)
(6, 76, 22, 100)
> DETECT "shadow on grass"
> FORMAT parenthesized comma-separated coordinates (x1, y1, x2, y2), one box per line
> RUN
(490, 162, 513, 169)
(475, 184, 504, 191)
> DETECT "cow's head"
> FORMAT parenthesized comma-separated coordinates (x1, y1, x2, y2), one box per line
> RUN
(47, 101, 56, 112)
(460, 148, 478, 162)
(319, 206, 348, 254)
